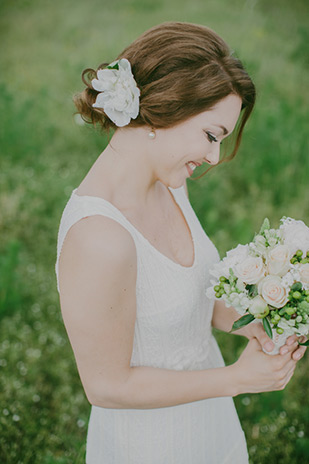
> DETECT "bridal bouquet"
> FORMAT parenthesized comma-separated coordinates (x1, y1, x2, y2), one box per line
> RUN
(207, 217, 309, 354)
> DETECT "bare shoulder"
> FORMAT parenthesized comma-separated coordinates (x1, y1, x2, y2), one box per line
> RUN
(62, 214, 136, 263)
(58, 215, 137, 294)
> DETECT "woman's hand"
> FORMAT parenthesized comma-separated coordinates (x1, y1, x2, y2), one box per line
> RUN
(241, 321, 307, 361)
(234, 337, 297, 394)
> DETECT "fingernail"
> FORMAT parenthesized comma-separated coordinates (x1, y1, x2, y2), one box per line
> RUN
(281, 347, 288, 354)
(265, 342, 274, 352)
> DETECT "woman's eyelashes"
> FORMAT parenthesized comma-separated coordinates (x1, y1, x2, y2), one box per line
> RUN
(205, 131, 218, 143)
(204, 131, 224, 145)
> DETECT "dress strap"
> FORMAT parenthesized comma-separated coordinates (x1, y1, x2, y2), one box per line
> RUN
(55, 189, 140, 293)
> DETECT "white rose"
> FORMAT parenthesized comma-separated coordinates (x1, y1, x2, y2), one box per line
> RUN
(248, 296, 269, 318)
(258, 275, 288, 308)
(209, 244, 250, 279)
(209, 261, 229, 279)
(280, 218, 309, 256)
(92, 58, 140, 127)
(267, 244, 292, 276)
(298, 263, 309, 285)
(225, 244, 250, 264)
(234, 256, 265, 285)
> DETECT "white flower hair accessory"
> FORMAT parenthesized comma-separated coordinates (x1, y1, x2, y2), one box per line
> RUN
(91, 58, 140, 127)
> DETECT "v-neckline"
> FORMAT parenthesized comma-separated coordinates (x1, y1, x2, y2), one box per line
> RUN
(72, 186, 197, 270)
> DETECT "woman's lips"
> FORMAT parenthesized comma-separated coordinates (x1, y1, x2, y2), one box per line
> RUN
(186, 161, 201, 176)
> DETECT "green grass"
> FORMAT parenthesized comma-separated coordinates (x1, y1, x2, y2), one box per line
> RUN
(0, 0, 308, 462)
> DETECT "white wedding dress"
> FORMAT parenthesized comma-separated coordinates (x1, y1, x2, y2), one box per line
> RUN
(55, 185, 249, 464)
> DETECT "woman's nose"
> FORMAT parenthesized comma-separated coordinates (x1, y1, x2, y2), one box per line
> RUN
(204, 144, 220, 165)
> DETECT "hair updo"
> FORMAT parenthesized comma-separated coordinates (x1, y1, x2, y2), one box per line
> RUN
(74, 21, 256, 162)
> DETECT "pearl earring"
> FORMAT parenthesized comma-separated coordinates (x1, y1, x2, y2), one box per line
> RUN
(148, 130, 156, 139)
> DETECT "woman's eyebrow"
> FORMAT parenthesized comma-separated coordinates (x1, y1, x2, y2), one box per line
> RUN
(219, 125, 228, 135)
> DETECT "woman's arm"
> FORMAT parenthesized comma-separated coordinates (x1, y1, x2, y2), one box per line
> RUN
(58, 215, 298, 410)
(58, 215, 240, 408)
(212, 299, 247, 335)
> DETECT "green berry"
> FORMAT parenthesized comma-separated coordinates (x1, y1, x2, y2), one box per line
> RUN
(292, 291, 302, 300)
(219, 276, 227, 282)
(296, 250, 303, 257)
(214, 285, 220, 292)
(274, 314, 281, 322)
(300, 259, 308, 264)
(286, 307, 296, 315)
(215, 292, 221, 298)
(276, 327, 284, 334)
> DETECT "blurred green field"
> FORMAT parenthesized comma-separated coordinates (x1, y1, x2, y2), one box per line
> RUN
(0, 0, 308, 462)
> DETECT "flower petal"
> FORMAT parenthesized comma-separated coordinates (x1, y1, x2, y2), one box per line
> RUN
(104, 107, 131, 127)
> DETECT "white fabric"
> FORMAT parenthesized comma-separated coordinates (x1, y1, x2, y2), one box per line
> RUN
(55, 185, 249, 464)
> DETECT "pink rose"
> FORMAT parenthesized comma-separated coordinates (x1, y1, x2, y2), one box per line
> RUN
(234, 257, 265, 285)
(258, 276, 288, 308)
(267, 245, 292, 276)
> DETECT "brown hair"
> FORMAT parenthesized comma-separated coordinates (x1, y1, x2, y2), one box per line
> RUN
(74, 21, 256, 166)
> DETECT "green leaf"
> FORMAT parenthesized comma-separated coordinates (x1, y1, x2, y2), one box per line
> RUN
(299, 340, 309, 346)
(263, 317, 273, 339)
(231, 314, 255, 332)
(107, 62, 119, 70)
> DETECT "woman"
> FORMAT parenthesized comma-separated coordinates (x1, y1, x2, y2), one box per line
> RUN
(55, 22, 306, 463)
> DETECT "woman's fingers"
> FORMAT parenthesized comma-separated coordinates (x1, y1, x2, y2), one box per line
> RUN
(251, 323, 307, 362)
(287, 335, 307, 361)
(292, 344, 307, 361)
(286, 334, 298, 346)
(279, 341, 298, 355)
(279, 335, 308, 360)
(252, 323, 275, 352)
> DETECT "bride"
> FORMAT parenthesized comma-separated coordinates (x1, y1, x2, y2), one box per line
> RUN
(55, 21, 306, 463)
